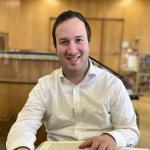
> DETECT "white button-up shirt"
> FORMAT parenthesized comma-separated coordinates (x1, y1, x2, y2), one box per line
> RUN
(6, 61, 140, 150)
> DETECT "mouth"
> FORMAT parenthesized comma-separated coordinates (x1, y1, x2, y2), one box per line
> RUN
(66, 55, 80, 64)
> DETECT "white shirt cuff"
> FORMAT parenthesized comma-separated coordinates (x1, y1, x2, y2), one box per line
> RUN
(6, 139, 34, 150)
(105, 131, 127, 147)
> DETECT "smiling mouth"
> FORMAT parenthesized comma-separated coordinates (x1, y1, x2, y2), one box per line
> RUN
(66, 56, 80, 64)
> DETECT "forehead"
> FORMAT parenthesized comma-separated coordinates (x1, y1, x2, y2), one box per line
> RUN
(55, 17, 87, 38)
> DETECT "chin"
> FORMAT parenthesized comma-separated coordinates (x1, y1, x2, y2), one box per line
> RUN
(67, 67, 80, 73)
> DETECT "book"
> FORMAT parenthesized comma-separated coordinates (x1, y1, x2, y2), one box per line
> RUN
(36, 141, 149, 150)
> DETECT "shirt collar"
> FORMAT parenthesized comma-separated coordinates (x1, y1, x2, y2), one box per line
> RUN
(87, 59, 97, 76)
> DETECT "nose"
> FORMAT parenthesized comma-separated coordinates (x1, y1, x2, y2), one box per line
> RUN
(67, 41, 77, 55)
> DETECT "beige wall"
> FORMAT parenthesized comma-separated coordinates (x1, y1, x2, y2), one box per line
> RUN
(0, 0, 150, 56)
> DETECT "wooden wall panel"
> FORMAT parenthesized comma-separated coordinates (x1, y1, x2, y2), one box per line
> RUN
(0, 0, 150, 57)
(0, 58, 60, 119)
(103, 0, 149, 54)
(88, 19, 102, 61)
(0, 1, 9, 33)
(138, 0, 150, 54)
(7, 0, 21, 50)
(102, 20, 123, 54)
(101, 55, 120, 72)
(0, 59, 60, 82)
(0, 83, 34, 117)
(101, 19, 123, 71)
(0, 83, 12, 118)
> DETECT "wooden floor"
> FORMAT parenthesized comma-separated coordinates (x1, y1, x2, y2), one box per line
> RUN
(0, 96, 150, 149)
(133, 96, 150, 149)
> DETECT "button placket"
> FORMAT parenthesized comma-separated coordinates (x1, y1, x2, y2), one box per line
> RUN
(73, 86, 81, 121)
(73, 86, 83, 139)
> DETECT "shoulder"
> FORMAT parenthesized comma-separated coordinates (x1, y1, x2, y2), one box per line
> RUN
(39, 68, 60, 81)
(94, 65, 122, 84)
(36, 68, 61, 88)
(93, 66, 126, 95)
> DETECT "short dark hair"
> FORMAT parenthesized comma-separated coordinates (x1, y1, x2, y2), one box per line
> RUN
(52, 10, 91, 48)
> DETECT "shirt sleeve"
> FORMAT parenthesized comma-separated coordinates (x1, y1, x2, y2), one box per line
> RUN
(106, 80, 140, 147)
(6, 81, 46, 150)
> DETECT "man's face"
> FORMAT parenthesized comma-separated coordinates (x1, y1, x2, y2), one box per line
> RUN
(55, 17, 91, 75)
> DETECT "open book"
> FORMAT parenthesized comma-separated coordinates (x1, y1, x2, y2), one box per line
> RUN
(36, 141, 148, 150)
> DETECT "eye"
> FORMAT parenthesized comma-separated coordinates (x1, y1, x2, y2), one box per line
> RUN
(75, 38, 83, 44)
(59, 39, 69, 46)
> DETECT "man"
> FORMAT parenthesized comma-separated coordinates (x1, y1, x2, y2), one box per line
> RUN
(6, 10, 140, 150)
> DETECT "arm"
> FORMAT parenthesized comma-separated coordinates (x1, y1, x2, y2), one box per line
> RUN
(79, 80, 140, 149)
(107, 81, 140, 147)
(6, 82, 46, 150)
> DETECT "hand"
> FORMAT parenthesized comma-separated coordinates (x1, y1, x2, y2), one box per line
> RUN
(79, 134, 117, 150)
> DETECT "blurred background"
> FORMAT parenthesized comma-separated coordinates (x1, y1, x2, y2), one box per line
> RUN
(0, 0, 149, 149)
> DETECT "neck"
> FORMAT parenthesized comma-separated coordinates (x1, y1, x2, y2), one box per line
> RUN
(63, 61, 90, 85)
(65, 71, 86, 85)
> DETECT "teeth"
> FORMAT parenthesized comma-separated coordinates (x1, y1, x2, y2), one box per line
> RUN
(67, 56, 80, 61)
(70, 57, 78, 61)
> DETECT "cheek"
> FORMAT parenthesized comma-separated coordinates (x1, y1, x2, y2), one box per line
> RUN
(79, 43, 90, 53)
(56, 46, 66, 55)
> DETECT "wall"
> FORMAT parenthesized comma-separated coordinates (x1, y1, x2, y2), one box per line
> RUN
(0, 57, 60, 118)
(0, 0, 149, 54)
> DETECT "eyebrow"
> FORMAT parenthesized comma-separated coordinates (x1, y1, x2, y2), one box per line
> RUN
(58, 35, 84, 41)
(75, 35, 84, 39)
(58, 38, 68, 41)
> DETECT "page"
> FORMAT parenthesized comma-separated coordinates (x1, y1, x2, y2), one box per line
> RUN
(36, 141, 149, 150)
